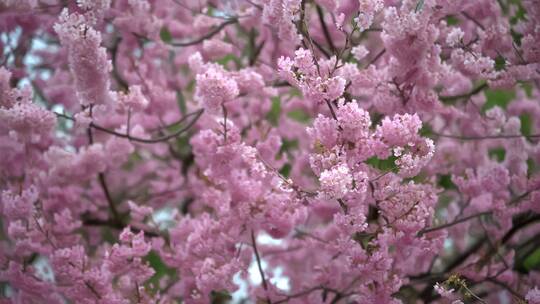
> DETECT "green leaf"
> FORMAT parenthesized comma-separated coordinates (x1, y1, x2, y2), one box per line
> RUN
(279, 138, 299, 157)
(521, 82, 533, 97)
(159, 26, 172, 43)
(520, 114, 532, 137)
(144, 250, 176, 289)
(210, 290, 232, 304)
(524, 248, 540, 271)
(509, 0, 527, 25)
(488, 148, 506, 162)
(366, 156, 397, 172)
(101, 228, 117, 244)
(279, 163, 292, 178)
(419, 124, 433, 137)
(353, 232, 375, 250)
(445, 16, 460, 25)
(145, 250, 175, 276)
(287, 109, 311, 123)
(528, 158, 538, 176)
(494, 55, 506, 71)
(289, 87, 303, 97)
(370, 112, 384, 127)
(266, 97, 281, 126)
(216, 54, 240, 67)
(176, 90, 187, 115)
(482, 89, 515, 112)
(173, 135, 192, 159)
(438, 174, 456, 190)
(510, 29, 523, 45)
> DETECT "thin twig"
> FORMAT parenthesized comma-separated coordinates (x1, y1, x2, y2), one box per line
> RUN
(294, 228, 326, 242)
(55, 109, 204, 144)
(169, 19, 237, 47)
(296, 1, 331, 59)
(325, 99, 343, 131)
(430, 131, 540, 141)
(485, 277, 526, 302)
(366, 48, 386, 66)
(439, 83, 488, 102)
(462, 284, 487, 304)
(251, 230, 271, 303)
(82, 217, 160, 237)
(461, 11, 485, 31)
(274, 286, 324, 304)
(418, 211, 492, 236)
(98, 172, 121, 223)
(222, 104, 228, 143)
(316, 5, 335, 53)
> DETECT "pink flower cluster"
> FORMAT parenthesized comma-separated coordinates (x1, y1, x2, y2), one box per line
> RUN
(1, 0, 540, 303)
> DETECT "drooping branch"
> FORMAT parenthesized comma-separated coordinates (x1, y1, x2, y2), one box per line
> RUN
(439, 83, 488, 103)
(418, 211, 492, 236)
(169, 18, 237, 47)
(55, 109, 204, 144)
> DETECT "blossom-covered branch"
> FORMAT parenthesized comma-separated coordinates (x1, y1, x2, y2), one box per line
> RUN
(1, 0, 540, 303)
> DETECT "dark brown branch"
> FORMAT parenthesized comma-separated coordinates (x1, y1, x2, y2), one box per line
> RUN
(325, 99, 338, 119)
(418, 211, 492, 236)
(316, 5, 335, 53)
(337, 198, 349, 214)
(82, 217, 159, 237)
(366, 48, 386, 66)
(98, 172, 121, 224)
(274, 285, 354, 304)
(461, 11, 485, 31)
(274, 286, 324, 304)
(439, 82, 487, 102)
(296, 1, 331, 59)
(55, 109, 204, 144)
(244, 0, 263, 10)
(430, 132, 540, 141)
(485, 278, 525, 302)
(85, 281, 102, 300)
(221, 104, 228, 143)
(169, 19, 237, 47)
(251, 230, 271, 303)
(249, 37, 266, 66)
(110, 37, 129, 92)
(415, 237, 486, 302)
(501, 213, 540, 244)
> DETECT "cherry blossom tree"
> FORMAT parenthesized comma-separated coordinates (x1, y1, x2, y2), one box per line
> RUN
(1, 0, 540, 303)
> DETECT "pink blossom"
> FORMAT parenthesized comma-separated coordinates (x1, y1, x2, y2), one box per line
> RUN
(0, 101, 56, 142)
(319, 163, 353, 198)
(54, 10, 112, 106)
(118, 85, 148, 112)
(195, 67, 239, 113)
(527, 287, 540, 304)
(308, 114, 339, 148)
(1, 1, 539, 303)
(434, 282, 454, 298)
(351, 45, 370, 61)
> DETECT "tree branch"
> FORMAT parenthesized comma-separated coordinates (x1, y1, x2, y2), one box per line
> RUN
(251, 230, 271, 303)
(55, 109, 204, 144)
(169, 19, 237, 47)
(98, 172, 121, 224)
(316, 5, 335, 53)
(439, 83, 487, 103)
(418, 211, 492, 236)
